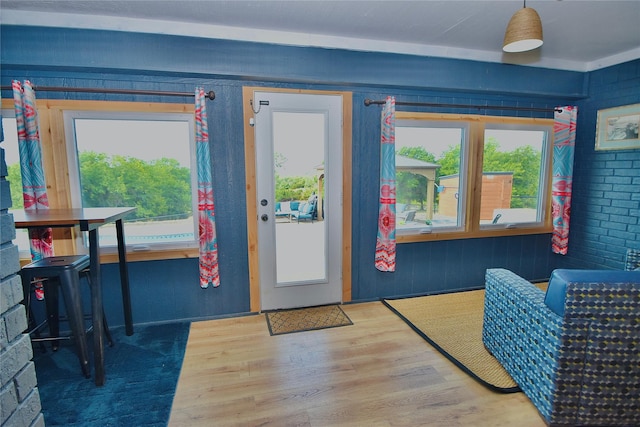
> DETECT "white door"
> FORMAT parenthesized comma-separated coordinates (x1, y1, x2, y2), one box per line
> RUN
(254, 91, 343, 310)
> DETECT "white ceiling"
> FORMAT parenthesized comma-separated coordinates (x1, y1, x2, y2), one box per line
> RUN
(2, 0, 639, 72)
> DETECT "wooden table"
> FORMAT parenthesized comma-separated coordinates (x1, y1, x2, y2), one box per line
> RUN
(12, 207, 136, 386)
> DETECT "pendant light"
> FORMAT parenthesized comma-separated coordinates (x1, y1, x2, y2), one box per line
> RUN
(503, 0, 543, 53)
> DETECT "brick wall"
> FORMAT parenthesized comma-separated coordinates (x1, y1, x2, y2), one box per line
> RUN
(558, 59, 640, 270)
(0, 136, 44, 426)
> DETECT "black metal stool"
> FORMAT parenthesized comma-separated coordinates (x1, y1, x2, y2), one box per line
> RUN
(21, 255, 113, 379)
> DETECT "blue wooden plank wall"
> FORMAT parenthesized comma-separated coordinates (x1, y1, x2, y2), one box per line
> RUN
(2, 26, 636, 325)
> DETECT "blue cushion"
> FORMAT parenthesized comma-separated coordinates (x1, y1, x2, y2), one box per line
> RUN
(544, 269, 640, 316)
(303, 203, 314, 214)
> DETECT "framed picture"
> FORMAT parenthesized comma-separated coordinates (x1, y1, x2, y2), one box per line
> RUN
(595, 103, 640, 151)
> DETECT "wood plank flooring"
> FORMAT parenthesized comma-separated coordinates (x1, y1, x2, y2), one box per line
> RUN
(168, 301, 546, 427)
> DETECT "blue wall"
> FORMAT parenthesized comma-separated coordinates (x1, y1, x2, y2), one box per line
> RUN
(4, 26, 634, 326)
(557, 59, 640, 271)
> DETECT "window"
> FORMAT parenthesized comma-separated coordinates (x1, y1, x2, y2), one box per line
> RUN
(64, 111, 197, 253)
(395, 122, 468, 235)
(1, 100, 197, 261)
(395, 112, 553, 242)
(481, 126, 549, 228)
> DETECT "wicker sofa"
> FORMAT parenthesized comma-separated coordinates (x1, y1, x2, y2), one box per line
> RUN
(482, 266, 640, 426)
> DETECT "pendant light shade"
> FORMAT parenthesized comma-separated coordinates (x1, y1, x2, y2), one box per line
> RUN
(503, 6, 543, 53)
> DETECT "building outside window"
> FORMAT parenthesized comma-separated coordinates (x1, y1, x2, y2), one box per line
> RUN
(395, 111, 553, 242)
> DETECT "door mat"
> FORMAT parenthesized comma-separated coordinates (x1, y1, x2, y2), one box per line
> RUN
(265, 304, 353, 336)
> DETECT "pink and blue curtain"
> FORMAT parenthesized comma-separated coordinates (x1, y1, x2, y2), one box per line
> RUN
(551, 106, 577, 255)
(195, 87, 220, 288)
(0, 96, 3, 143)
(12, 81, 54, 261)
(375, 96, 397, 272)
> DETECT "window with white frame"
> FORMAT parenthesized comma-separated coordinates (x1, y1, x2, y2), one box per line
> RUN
(395, 121, 468, 235)
(480, 126, 550, 228)
(3, 100, 198, 260)
(395, 111, 553, 242)
(63, 111, 198, 253)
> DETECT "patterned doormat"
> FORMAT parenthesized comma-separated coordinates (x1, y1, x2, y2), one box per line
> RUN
(265, 304, 353, 336)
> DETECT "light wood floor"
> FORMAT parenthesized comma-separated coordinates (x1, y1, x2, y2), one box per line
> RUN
(168, 301, 546, 427)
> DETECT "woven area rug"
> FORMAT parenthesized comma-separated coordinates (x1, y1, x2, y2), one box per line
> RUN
(383, 283, 547, 393)
(265, 304, 353, 335)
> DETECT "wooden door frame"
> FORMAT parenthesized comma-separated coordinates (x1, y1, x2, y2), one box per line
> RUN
(241, 87, 353, 312)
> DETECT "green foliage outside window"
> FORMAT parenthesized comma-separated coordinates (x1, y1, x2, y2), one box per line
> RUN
(7, 163, 23, 209)
(11, 149, 315, 216)
(273, 151, 317, 202)
(396, 146, 435, 209)
(8, 152, 194, 221)
(79, 151, 192, 221)
(397, 137, 541, 210)
(275, 175, 316, 202)
(481, 141, 541, 209)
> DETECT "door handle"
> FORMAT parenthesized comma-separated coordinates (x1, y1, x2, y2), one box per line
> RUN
(261, 214, 269, 222)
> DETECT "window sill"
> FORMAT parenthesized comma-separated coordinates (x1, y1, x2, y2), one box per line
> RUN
(102, 247, 199, 263)
(397, 225, 553, 243)
(20, 247, 199, 266)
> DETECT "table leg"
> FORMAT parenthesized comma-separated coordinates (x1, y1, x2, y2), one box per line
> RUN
(89, 229, 105, 386)
(115, 219, 134, 336)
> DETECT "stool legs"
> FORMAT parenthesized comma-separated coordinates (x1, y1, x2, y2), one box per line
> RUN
(43, 280, 60, 351)
(22, 281, 46, 353)
(102, 311, 114, 347)
(58, 269, 91, 379)
(21, 254, 113, 384)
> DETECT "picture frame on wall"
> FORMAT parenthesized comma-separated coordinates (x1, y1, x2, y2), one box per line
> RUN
(595, 103, 640, 151)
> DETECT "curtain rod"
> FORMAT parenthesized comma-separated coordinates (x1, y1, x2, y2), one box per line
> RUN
(364, 98, 560, 113)
(1, 85, 216, 100)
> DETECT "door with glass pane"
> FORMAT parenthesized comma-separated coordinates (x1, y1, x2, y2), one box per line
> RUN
(254, 91, 342, 310)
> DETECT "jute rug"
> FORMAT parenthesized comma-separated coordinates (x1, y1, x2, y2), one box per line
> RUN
(383, 283, 547, 393)
(265, 304, 353, 336)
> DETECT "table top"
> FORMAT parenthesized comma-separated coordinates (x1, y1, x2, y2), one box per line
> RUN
(11, 207, 136, 230)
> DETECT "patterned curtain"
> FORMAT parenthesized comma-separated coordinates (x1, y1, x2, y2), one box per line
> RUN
(375, 96, 397, 272)
(13, 81, 54, 260)
(0, 96, 3, 143)
(551, 106, 577, 255)
(13, 80, 53, 300)
(195, 87, 220, 288)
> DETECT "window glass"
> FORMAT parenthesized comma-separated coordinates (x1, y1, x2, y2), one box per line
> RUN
(1, 113, 31, 255)
(481, 127, 548, 227)
(395, 111, 553, 241)
(64, 112, 197, 251)
(395, 122, 466, 234)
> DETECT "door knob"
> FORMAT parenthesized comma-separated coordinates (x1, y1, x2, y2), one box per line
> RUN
(261, 214, 269, 221)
